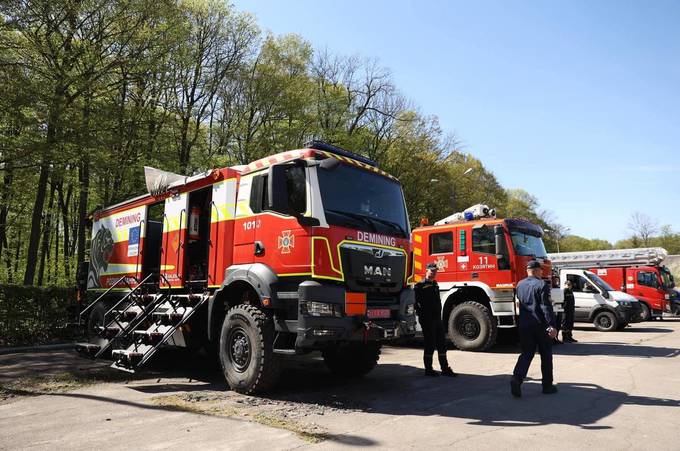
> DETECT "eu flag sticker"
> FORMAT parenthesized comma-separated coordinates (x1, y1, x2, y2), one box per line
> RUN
(128, 225, 140, 257)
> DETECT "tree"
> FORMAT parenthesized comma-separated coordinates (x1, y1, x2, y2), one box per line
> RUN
(628, 212, 658, 247)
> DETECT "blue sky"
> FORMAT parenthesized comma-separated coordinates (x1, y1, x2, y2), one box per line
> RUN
(233, 0, 679, 243)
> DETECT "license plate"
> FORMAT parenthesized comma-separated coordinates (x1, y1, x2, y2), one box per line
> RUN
(368, 308, 391, 319)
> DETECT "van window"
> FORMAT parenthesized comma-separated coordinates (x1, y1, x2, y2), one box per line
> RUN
(567, 274, 590, 293)
(472, 225, 495, 254)
(429, 232, 453, 254)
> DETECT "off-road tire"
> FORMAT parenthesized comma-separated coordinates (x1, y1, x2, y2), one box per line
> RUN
(219, 304, 281, 394)
(593, 310, 618, 332)
(639, 302, 651, 321)
(448, 301, 497, 351)
(322, 343, 381, 377)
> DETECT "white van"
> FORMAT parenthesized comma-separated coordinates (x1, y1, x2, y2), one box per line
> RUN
(558, 269, 642, 331)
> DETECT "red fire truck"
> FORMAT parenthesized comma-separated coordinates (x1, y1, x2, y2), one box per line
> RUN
(411, 204, 563, 351)
(76, 141, 415, 393)
(549, 248, 674, 321)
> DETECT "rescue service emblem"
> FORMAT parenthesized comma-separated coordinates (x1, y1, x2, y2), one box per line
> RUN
(278, 230, 295, 254)
(435, 256, 448, 271)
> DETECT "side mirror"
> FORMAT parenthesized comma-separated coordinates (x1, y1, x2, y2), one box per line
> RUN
(602, 289, 609, 299)
(298, 216, 320, 227)
(494, 224, 510, 270)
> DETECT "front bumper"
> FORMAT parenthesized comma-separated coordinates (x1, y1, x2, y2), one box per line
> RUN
(295, 281, 416, 349)
(616, 304, 642, 324)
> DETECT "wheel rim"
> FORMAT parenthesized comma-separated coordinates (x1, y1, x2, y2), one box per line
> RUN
(228, 327, 251, 372)
(598, 315, 612, 329)
(455, 313, 481, 340)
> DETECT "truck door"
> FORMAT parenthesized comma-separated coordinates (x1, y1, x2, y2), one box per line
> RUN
(253, 164, 309, 276)
(634, 269, 663, 313)
(470, 224, 501, 285)
(427, 230, 454, 276)
(161, 192, 188, 288)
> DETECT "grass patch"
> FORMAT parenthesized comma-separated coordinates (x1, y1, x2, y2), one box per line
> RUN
(0, 368, 137, 403)
(151, 394, 328, 443)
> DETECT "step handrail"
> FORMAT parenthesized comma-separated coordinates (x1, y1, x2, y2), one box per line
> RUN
(79, 275, 135, 321)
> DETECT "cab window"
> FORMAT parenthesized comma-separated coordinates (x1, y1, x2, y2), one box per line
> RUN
(285, 165, 306, 214)
(472, 225, 495, 254)
(430, 232, 453, 254)
(638, 271, 658, 288)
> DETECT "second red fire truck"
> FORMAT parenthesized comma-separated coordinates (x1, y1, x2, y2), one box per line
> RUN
(411, 204, 563, 351)
(549, 248, 674, 321)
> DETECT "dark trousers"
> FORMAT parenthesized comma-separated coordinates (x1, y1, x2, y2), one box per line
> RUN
(512, 325, 553, 386)
(562, 300, 575, 332)
(420, 315, 449, 370)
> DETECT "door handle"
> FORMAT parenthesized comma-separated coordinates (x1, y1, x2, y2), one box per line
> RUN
(254, 241, 265, 256)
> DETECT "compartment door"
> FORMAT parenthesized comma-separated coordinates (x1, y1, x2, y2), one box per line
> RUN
(161, 192, 188, 288)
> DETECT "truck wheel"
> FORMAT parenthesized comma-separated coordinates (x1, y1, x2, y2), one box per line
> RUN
(447, 301, 497, 351)
(322, 343, 381, 377)
(219, 304, 280, 394)
(639, 303, 651, 321)
(593, 311, 618, 332)
(87, 302, 110, 349)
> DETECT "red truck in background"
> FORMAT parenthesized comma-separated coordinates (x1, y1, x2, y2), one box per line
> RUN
(411, 204, 563, 352)
(76, 141, 416, 394)
(549, 248, 674, 321)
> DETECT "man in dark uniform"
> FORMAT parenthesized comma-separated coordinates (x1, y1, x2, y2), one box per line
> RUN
(415, 262, 456, 377)
(511, 260, 558, 397)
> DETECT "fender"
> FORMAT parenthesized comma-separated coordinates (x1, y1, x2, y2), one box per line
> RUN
(438, 281, 517, 317)
(207, 263, 279, 341)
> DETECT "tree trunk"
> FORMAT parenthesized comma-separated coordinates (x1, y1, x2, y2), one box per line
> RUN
(76, 156, 90, 268)
(0, 162, 13, 265)
(37, 182, 56, 286)
(24, 161, 50, 285)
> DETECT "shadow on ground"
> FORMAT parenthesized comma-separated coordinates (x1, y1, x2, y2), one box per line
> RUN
(36, 346, 677, 434)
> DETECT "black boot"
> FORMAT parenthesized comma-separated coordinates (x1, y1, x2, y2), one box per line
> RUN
(438, 353, 456, 376)
(424, 354, 439, 377)
(510, 376, 522, 398)
(542, 384, 558, 394)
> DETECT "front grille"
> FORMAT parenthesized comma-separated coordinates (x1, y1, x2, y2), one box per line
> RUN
(339, 243, 406, 294)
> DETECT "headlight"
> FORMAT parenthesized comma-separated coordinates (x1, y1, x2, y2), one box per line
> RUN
(300, 301, 342, 317)
(617, 301, 631, 307)
(406, 304, 415, 316)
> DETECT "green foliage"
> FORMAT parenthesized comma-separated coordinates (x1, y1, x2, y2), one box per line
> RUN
(0, 285, 77, 346)
(0, 0, 565, 285)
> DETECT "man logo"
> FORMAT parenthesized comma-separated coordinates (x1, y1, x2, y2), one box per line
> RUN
(373, 248, 385, 259)
(364, 265, 392, 277)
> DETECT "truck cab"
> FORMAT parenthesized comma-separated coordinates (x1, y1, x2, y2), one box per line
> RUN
(558, 268, 642, 331)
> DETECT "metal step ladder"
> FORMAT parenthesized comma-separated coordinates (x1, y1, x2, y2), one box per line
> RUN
(75, 275, 209, 372)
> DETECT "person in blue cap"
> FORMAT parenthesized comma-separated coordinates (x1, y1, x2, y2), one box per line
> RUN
(415, 262, 456, 377)
(510, 259, 558, 397)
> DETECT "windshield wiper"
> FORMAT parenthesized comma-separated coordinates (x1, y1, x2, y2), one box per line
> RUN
(364, 216, 407, 237)
(325, 209, 377, 232)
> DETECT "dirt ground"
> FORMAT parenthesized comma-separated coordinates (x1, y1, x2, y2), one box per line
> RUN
(2, 319, 680, 450)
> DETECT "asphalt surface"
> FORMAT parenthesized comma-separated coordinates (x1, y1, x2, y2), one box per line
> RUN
(2, 319, 680, 450)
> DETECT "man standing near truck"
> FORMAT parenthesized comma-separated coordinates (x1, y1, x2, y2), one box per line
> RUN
(511, 260, 558, 397)
(415, 262, 457, 377)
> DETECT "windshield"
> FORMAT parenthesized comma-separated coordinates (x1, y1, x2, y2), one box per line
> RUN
(509, 231, 548, 258)
(585, 272, 615, 292)
(317, 162, 409, 238)
(661, 268, 675, 290)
